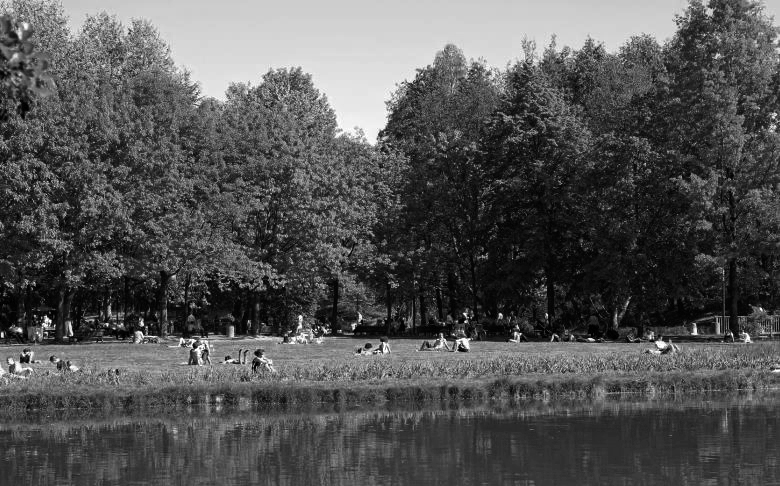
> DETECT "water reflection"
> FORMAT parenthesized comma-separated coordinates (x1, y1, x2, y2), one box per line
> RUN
(1, 395, 778, 485)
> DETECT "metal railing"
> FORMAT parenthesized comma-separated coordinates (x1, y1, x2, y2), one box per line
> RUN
(714, 316, 780, 334)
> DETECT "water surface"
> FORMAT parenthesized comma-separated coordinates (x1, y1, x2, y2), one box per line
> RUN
(2, 395, 778, 485)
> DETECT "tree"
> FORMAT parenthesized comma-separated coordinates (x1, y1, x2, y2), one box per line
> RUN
(482, 61, 591, 327)
(666, 0, 780, 331)
(382, 44, 500, 321)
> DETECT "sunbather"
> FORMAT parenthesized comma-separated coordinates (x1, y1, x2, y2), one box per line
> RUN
(169, 337, 197, 348)
(644, 338, 680, 355)
(419, 333, 451, 351)
(188, 342, 202, 366)
(49, 355, 79, 372)
(373, 337, 391, 354)
(251, 349, 276, 373)
(355, 343, 374, 355)
(509, 327, 528, 343)
(452, 337, 471, 352)
(0, 365, 25, 380)
(19, 348, 42, 364)
(7, 357, 33, 377)
(223, 349, 250, 364)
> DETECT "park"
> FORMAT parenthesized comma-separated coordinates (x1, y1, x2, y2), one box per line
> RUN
(3, 0, 780, 483)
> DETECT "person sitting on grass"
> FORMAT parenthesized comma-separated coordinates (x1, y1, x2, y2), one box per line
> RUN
(7, 357, 33, 377)
(19, 348, 42, 364)
(452, 336, 471, 353)
(373, 337, 391, 354)
(251, 349, 276, 373)
(724, 330, 735, 343)
(738, 331, 752, 343)
(188, 342, 202, 366)
(508, 326, 529, 343)
(222, 349, 250, 364)
(419, 332, 451, 351)
(201, 342, 212, 365)
(132, 327, 145, 344)
(49, 355, 79, 372)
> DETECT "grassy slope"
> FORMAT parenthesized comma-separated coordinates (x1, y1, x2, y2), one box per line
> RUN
(1, 336, 778, 412)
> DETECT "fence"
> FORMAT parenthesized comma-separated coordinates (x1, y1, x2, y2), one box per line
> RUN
(713, 316, 780, 334)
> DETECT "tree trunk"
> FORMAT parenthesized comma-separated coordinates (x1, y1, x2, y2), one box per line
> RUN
(419, 283, 428, 327)
(385, 281, 393, 322)
(55, 285, 66, 341)
(469, 254, 478, 318)
(546, 266, 555, 327)
(610, 296, 632, 331)
(331, 278, 339, 331)
(447, 272, 457, 318)
(251, 295, 261, 335)
(123, 277, 129, 327)
(183, 272, 191, 325)
(411, 297, 417, 333)
(55, 285, 75, 342)
(157, 270, 171, 337)
(728, 258, 739, 334)
(435, 285, 444, 321)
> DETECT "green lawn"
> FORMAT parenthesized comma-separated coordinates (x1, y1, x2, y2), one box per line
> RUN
(1, 334, 772, 376)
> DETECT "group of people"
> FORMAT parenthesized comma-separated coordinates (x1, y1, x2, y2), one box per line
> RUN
(1, 348, 79, 381)
(355, 337, 392, 355)
(724, 330, 752, 343)
(281, 315, 328, 344)
(418, 332, 471, 352)
(221, 348, 276, 373)
(171, 336, 277, 373)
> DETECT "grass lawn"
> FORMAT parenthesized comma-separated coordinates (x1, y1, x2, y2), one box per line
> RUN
(0, 334, 778, 413)
(1, 333, 776, 376)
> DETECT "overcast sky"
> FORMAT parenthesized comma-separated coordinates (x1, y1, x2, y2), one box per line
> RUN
(60, 0, 780, 142)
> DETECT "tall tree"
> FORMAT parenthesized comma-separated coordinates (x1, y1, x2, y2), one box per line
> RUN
(483, 61, 591, 326)
(666, 0, 780, 331)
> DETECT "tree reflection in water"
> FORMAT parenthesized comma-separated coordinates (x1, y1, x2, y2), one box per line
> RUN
(1, 395, 779, 485)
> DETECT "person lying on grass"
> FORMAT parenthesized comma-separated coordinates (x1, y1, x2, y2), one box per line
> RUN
(576, 336, 605, 343)
(644, 338, 680, 355)
(419, 333, 451, 351)
(7, 357, 33, 377)
(169, 337, 197, 348)
(0, 365, 26, 380)
(49, 355, 79, 372)
(19, 348, 42, 364)
(355, 343, 374, 355)
(550, 332, 574, 342)
(222, 349, 250, 364)
(251, 349, 276, 373)
(452, 337, 471, 353)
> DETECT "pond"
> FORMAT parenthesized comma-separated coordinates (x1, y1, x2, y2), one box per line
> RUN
(2, 394, 779, 485)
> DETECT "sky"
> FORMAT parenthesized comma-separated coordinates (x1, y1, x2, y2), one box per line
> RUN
(60, 0, 780, 142)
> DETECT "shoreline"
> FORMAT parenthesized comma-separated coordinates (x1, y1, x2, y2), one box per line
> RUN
(1, 369, 778, 417)
(1, 338, 778, 417)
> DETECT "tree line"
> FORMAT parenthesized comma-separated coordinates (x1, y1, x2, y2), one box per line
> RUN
(1, 0, 779, 338)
